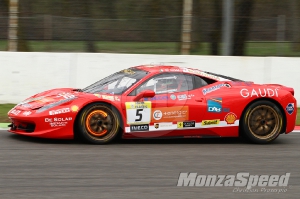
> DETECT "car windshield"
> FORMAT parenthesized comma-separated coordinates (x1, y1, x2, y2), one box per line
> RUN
(82, 68, 148, 94)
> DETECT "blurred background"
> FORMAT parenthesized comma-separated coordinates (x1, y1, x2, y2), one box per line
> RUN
(0, 0, 300, 56)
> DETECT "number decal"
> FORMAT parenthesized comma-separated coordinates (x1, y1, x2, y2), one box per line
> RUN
(126, 101, 151, 124)
(135, 109, 143, 121)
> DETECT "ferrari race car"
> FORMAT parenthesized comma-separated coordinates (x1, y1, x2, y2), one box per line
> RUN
(7, 65, 297, 144)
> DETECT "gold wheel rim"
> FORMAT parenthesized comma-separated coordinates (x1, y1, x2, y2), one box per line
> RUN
(248, 105, 280, 139)
(85, 110, 113, 137)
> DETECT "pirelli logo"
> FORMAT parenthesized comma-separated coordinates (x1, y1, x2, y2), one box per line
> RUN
(201, 119, 220, 126)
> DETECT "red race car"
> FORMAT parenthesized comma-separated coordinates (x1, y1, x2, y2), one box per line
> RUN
(7, 65, 297, 144)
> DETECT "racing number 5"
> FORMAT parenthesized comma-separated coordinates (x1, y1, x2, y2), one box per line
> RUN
(135, 109, 143, 121)
(125, 101, 151, 124)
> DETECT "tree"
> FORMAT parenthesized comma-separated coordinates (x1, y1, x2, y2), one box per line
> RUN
(290, 0, 300, 51)
(0, 0, 8, 15)
(18, 0, 31, 51)
(83, 0, 96, 52)
(232, 0, 254, 56)
(210, 0, 222, 55)
(0, 0, 30, 51)
(191, 0, 202, 52)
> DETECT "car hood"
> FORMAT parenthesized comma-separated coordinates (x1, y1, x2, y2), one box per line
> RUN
(16, 88, 80, 111)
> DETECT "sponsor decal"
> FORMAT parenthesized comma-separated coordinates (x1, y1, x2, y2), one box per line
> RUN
(177, 172, 291, 190)
(45, 117, 72, 127)
(169, 69, 181, 72)
(10, 109, 21, 115)
(177, 94, 187, 100)
(170, 94, 176, 100)
(230, 81, 253, 86)
(286, 103, 294, 115)
(115, 96, 121, 101)
(154, 122, 173, 129)
(177, 94, 194, 101)
(222, 107, 230, 112)
(202, 84, 228, 95)
(49, 108, 70, 115)
(144, 95, 168, 101)
(102, 95, 115, 101)
(177, 121, 196, 128)
(130, 124, 149, 132)
(240, 88, 279, 98)
(126, 101, 152, 124)
(207, 98, 229, 113)
(127, 101, 151, 109)
(153, 110, 163, 120)
(201, 119, 220, 126)
(182, 68, 221, 81)
(94, 94, 101, 98)
(224, 112, 237, 124)
(151, 106, 189, 123)
(144, 64, 159, 68)
(71, 105, 79, 112)
(45, 117, 72, 122)
(125, 119, 241, 133)
(56, 93, 75, 99)
(207, 98, 222, 113)
(50, 122, 68, 127)
(22, 111, 32, 116)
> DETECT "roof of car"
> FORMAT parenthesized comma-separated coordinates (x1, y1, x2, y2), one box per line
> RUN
(132, 65, 240, 82)
(133, 65, 182, 73)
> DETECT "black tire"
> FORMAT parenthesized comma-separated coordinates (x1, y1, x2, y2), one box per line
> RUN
(241, 100, 283, 144)
(76, 103, 121, 144)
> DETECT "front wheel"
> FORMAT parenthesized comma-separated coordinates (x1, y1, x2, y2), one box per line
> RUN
(76, 103, 121, 144)
(241, 100, 283, 144)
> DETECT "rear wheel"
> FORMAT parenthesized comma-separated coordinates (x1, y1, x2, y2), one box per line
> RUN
(76, 103, 120, 144)
(241, 100, 283, 144)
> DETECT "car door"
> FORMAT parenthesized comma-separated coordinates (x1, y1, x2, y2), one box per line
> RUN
(165, 74, 208, 137)
(122, 72, 209, 138)
(121, 73, 169, 136)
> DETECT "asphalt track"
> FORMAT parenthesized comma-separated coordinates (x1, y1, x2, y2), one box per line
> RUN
(0, 130, 299, 199)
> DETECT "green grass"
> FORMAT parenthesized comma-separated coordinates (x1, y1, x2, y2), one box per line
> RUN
(297, 109, 300, 126)
(0, 104, 15, 123)
(0, 104, 299, 126)
(1, 40, 300, 56)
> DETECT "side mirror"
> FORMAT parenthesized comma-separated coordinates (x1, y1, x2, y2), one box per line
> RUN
(133, 90, 155, 101)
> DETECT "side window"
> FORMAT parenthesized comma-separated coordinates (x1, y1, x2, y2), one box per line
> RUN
(194, 75, 210, 89)
(131, 73, 194, 95)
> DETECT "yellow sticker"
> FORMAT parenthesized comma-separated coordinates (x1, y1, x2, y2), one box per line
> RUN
(125, 101, 151, 109)
(122, 69, 135, 75)
(71, 105, 79, 112)
(177, 122, 183, 128)
(201, 119, 220, 126)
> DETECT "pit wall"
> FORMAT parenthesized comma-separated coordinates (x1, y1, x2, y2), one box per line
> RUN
(0, 51, 299, 104)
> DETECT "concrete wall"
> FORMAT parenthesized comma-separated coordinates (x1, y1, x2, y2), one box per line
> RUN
(0, 51, 299, 105)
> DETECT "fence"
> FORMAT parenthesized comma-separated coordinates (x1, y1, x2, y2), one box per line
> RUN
(0, 0, 299, 56)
